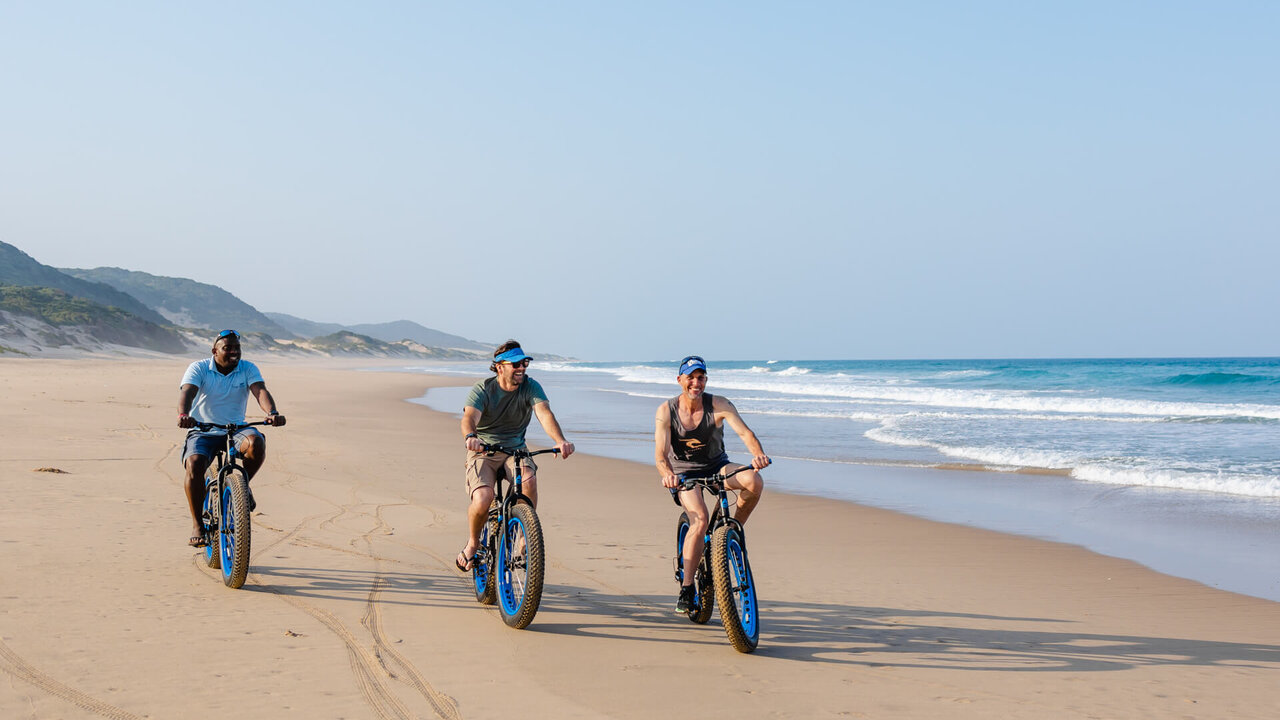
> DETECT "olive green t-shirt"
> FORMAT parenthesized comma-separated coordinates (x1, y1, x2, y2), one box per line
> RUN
(464, 376, 549, 449)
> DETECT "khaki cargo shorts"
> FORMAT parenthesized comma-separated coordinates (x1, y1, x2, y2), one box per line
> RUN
(465, 450, 538, 497)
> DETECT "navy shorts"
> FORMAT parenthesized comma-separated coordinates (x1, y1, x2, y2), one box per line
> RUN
(182, 428, 263, 465)
(669, 459, 740, 506)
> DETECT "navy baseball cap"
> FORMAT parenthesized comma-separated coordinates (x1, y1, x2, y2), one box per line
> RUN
(678, 355, 707, 376)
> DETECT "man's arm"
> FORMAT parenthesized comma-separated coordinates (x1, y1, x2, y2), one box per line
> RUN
(532, 402, 574, 458)
(462, 406, 484, 452)
(177, 384, 198, 428)
(654, 403, 679, 487)
(249, 382, 286, 426)
(713, 396, 769, 470)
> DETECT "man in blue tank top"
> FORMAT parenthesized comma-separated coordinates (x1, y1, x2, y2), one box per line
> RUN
(177, 330, 286, 547)
(456, 340, 575, 572)
(655, 355, 769, 613)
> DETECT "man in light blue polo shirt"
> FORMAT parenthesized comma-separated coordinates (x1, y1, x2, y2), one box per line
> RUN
(177, 330, 286, 547)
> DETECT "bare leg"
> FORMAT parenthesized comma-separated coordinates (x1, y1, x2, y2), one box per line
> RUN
(238, 434, 266, 481)
(729, 470, 764, 526)
(679, 489, 710, 587)
(184, 455, 210, 543)
(521, 475, 538, 508)
(463, 485, 495, 564)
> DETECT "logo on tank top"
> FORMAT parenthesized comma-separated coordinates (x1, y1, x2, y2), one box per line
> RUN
(679, 438, 705, 451)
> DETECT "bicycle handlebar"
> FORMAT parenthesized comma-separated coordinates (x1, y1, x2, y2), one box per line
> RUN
(482, 445, 561, 458)
(192, 420, 273, 432)
(676, 459, 770, 491)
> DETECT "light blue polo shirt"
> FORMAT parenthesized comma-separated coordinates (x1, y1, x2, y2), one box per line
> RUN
(180, 358, 264, 424)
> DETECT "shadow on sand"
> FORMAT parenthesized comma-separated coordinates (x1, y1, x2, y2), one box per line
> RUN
(236, 566, 1280, 673)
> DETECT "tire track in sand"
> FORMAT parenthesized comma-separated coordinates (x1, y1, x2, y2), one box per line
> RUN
(192, 504, 416, 720)
(362, 573, 462, 720)
(0, 637, 142, 720)
(359, 504, 462, 720)
(237, 499, 460, 719)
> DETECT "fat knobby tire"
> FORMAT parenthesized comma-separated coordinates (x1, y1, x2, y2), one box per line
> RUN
(203, 484, 221, 570)
(691, 562, 715, 625)
(499, 502, 545, 629)
(220, 470, 252, 589)
(711, 525, 759, 653)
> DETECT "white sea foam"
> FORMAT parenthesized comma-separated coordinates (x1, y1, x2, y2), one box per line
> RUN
(775, 366, 811, 376)
(930, 369, 996, 379)
(1073, 465, 1280, 498)
(865, 423, 1280, 498)
(707, 377, 1280, 421)
(540, 362, 1280, 422)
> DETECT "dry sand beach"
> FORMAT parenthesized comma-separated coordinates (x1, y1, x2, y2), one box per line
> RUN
(2, 358, 1279, 719)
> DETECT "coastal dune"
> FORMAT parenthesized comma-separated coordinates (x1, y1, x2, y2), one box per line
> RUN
(1, 359, 1278, 719)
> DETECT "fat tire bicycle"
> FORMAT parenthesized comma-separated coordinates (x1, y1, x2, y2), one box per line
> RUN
(471, 445, 559, 629)
(193, 421, 269, 589)
(672, 464, 761, 653)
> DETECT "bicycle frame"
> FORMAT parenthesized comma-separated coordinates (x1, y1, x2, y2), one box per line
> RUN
(471, 444, 559, 627)
(477, 445, 559, 561)
(194, 421, 268, 587)
(672, 462, 763, 652)
(674, 464, 752, 573)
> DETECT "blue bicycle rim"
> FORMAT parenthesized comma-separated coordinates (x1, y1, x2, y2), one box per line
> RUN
(220, 483, 235, 582)
(203, 492, 217, 565)
(473, 524, 490, 595)
(728, 534, 758, 642)
(497, 514, 527, 616)
(676, 520, 689, 585)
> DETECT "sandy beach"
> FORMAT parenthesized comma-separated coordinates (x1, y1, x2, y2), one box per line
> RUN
(2, 358, 1279, 720)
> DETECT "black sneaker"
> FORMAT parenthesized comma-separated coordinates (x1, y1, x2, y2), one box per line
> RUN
(246, 485, 257, 512)
(676, 585, 696, 613)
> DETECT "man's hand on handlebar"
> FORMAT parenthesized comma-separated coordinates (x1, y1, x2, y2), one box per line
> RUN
(177, 413, 195, 429)
(751, 454, 771, 471)
(661, 471, 680, 489)
(265, 413, 287, 427)
(555, 440, 575, 459)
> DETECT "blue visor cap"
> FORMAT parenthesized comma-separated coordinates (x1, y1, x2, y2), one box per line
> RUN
(678, 356, 707, 376)
(494, 347, 533, 364)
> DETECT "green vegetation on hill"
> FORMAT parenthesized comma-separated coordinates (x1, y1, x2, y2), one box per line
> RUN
(0, 241, 168, 325)
(308, 331, 485, 358)
(0, 285, 188, 353)
(61, 266, 293, 337)
(1, 285, 126, 325)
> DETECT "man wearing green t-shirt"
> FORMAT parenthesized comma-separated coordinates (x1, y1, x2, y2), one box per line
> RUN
(456, 339, 575, 571)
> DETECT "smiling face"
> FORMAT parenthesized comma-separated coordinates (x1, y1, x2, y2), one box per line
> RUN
(212, 336, 242, 372)
(496, 358, 530, 386)
(678, 369, 707, 399)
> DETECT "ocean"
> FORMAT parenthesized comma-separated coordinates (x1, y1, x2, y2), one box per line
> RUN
(404, 357, 1280, 602)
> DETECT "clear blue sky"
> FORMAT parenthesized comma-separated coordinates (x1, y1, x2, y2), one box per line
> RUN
(3, 2, 1276, 360)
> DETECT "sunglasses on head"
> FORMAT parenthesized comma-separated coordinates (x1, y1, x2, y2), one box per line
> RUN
(217, 329, 240, 339)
